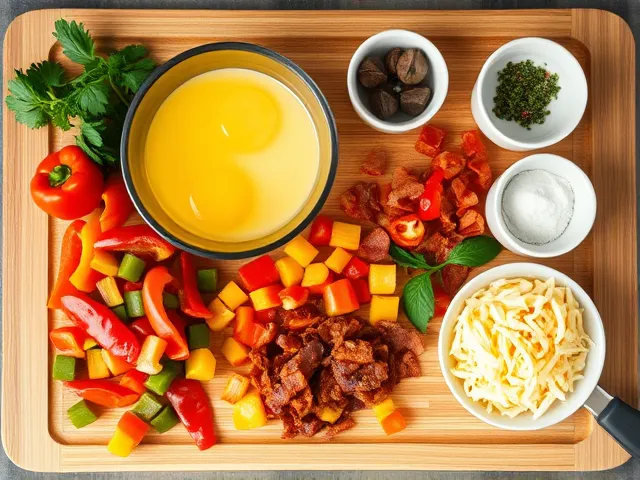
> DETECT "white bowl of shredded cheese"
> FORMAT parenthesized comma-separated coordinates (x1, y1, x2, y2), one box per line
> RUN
(438, 263, 605, 430)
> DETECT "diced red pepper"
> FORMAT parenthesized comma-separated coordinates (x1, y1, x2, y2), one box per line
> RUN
(123, 281, 143, 292)
(233, 306, 256, 347)
(166, 378, 216, 450)
(343, 257, 370, 280)
(100, 174, 134, 232)
(433, 282, 452, 317)
(418, 169, 444, 221)
(176, 252, 211, 318)
(129, 317, 155, 344)
(323, 279, 360, 316)
(94, 224, 176, 262)
(349, 278, 372, 304)
(388, 214, 426, 248)
(238, 255, 280, 292)
(64, 380, 139, 407)
(142, 266, 190, 361)
(278, 286, 309, 310)
(49, 326, 89, 358)
(119, 369, 149, 395)
(415, 125, 446, 158)
(308, 215, 333, 246)
(254, 308, 277, 323)
(61, 293, 140, 363)
(307, 271, 335, 295)
(48, 220, 84, 309)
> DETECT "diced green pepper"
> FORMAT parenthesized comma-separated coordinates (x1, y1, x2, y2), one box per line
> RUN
(67, 400, 98, 428)
(52, 355, 76, 381)
(112, 304, 130, 323)
(118, 253, 146, 282)
(124, 290, 145, 318)
(163, 292, 179, 309)
(187, 323, 210, 351)
(197, 269, 218, 293)
(132, 392, 164, 422)
(150, 405, 180, 433)
(144, 360, 183, 395)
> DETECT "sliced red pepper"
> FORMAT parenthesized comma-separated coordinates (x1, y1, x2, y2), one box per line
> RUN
(100, 174, 134, 232)
(64, 380, 139, 407)
(119, 369, 149, 395)
(176, 252, 211, 318)
(129, 316, 155, 344)
(388, 214, 426, 248)
(69, 210, 105, 293)
(238, 255, 280, 292)
(349, 278, 372, 304)
(167, 309, 187, 346)
(61, 293, 140, 364)
(343, 257, 370, 280)
(94, 224, 176, 262)
(323, 279, 360, 317)
(123, 280, 143, 292)
(233, 306, 256, 347)
(254, 307, 277, 323)
(433, 282, 452, 317)
(49, 326, 89, 358)
(308, 215, 333, 246)
(142, 266, 190, 361)
(418, 169, 444, 221)
(166, 378, 216, 450)
(48, 220, 84, 309)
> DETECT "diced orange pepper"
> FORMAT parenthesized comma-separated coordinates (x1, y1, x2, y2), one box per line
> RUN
(324, 247, 353, 274)
(218, 281, 248, 311)
(369, 264, 397, 294)
(249, 284, 283, 311)
(221, 373, 250, 404)
(206, 298, 235, 332)
(232, 391, 267, 430)
(380, 409, 407, 435)
(107, 411, 149, 457)
(136, 335, 167, 375)
(275, 256, 304, 287)
(329, 222, 361, 251)
(69, 210, 104, 293)
(90, 250, 120, 277)
(284, 235, 318, 268)
(120, 369, 148, 394)
(233, 306, 256, 347)
(101, 349, 134, 376)
(323, 279, 360, 316)
(369, 295, 400, 325)
(278, 286, 309, 310)
(301, 263, 330, 287)
(49, 326, 88, 358)
(221, 337, 250, 366)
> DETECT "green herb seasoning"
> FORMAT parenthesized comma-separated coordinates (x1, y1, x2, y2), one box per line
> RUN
(492, 60, 560, 130)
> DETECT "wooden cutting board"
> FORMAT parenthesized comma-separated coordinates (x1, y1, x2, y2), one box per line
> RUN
(2, 8, 636, 472)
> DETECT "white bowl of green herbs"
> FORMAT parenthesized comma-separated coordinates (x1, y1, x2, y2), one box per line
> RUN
(471, 37, 587, 152)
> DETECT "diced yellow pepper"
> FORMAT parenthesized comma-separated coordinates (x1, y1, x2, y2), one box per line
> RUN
(206, 298, 236, 332)
(301, 263, 330, 287)
(221, 337, 250, 367)
(329, 222, 361, 251)
(233, 391, 267, 430)
(369, 264, 396, 294)
(90, 250, 120, 277)
(96, 276, 124, 307)
(284, 235, 318, 268)
(83, 338, 98, 350)
(136, 335, 167, 375)
(185, 348, 217, 381)
(218, 281, 248, 311)
(318, 406, 344, 424)
(221, 373, 250, 404)
(324, 247, 353, 274)
(107, 428, 136, 457)
(87, 349, 110, 379)
(373, 398, 395, 422)
(101, 349, 133, 376)
(369, 295, 400, 325)
(275, 256, 304, 287)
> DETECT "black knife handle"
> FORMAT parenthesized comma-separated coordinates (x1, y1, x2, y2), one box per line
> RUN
(597, 397, 640, 458)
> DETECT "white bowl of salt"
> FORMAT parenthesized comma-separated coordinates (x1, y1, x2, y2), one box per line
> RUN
(485, 153, 596, 258)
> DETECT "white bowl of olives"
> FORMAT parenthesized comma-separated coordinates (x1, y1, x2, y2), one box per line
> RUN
(347, 29, 449, 134)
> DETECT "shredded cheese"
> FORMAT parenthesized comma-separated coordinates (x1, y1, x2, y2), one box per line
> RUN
(449, 277, 593, 419)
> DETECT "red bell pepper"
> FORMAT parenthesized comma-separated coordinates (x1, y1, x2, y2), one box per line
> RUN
(167, 309, 187, 346)
(278, 286, 309, 310)
(69, 210, 104, 293)
(343, 257, 370, 280)
(323, 279, 360, 316)
(308, 215, 333, 246)
(129, 316, 155, 344)
(254, 307, 277, 323)
(166, 379, 216, 450)
(49, 326, 89, 358)
(94, 224, 176, 262)
(415, 124, 446, 158)
(418, 169, 444, 221)
(61, 293, 140, 364)
(142, 266, 190, 360)
(30, 145, 104, 220)
(307, 271, 335, 295)
(100, 174, 134, 232)
(233, 306, 256, 347)
(349, 278, 372, 304)
(433, 282, 452, 317)
(108, 410, 149, 457)
(238, 255, 280, 292)
(64, 380, 139, 407)
(120, 369, 149, 395)
(388, 214, 426, 248)
(176, 252, 211, 318)
(123, 280, 143, 292)
(48, 220, 84, 309)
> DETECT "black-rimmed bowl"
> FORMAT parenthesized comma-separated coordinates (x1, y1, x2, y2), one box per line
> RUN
(121, 42, 338, 259)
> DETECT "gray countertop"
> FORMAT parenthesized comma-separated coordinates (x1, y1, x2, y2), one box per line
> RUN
(2, 0, 639, 478)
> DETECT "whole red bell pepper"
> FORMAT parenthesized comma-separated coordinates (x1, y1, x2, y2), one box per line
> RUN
(388, 214, 426, 248)
(48, 219, 84, 309)
(100, 174, 134, 232)
(176, 252, 211, 318)
(30, 145, 104, 220)
(129, 316, 155, 344)
(64, 380, 139, 407)
(343, 257, 370, 280)
(166, 379, 216, 450)
(143, 266, 190, 360)
(238, 255, 280, 292)
(94, 224, 176, 262)
(308, 215, 333, 246)
(418, 169, 444, 221)
(49, 326, 89, 358)
(61, 293, 140, 364)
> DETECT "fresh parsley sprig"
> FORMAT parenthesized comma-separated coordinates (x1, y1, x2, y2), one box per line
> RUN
(5, 19, 155, 166)
(390, 236, 502, 333)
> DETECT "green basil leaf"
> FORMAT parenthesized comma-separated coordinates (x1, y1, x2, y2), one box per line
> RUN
(446, 236, 502, 267)
(390, 243, 429, 269)
(402, 273, 434, 333)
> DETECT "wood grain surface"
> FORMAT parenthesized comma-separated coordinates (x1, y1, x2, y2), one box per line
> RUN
(1, 8, 636, 472)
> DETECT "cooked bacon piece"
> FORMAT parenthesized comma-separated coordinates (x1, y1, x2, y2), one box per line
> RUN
(317, 316, 363, 347)
(378, 183, 408, 219)
(331, 360, 388, 394)
(356, 227, 390, 262)
(290, 387, 314, 417)
(458, 209, 485, 237)
(332, 340, 375, 365)
(441, 264, 470, 296)
(415, 124, 446, 158)
(317, 368, 348, 408)
(253, 322, 278, 349)
(439, 196, 457, 235)
(375, 321, 425, 356)
(467, 158, 493, 191)
(361, 149, 388, 176)
(295, 415, 325, 437)
(387, 167, 424, 209)
(340, 182, 381, 222)
(461, 130, 488, 161)
(432, 151, 466, 180)
(276, 333, 302, 353)
(324, 416, 356, 440)
(354, 385, 392, 407)
(395, 350, 421, 379)
(278, 304, 323, 330)
(450, 177, 479, 217)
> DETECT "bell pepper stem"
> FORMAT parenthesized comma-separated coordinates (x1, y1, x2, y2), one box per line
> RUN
(49, 164, 72, 187)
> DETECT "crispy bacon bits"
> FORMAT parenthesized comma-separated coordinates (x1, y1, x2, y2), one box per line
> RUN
(458, 209, 485, 237)
(415, 124, 446, 158)
(361, 149, 388, 176)
(340, 182, 381, 222)
(432, 151, 466, 180)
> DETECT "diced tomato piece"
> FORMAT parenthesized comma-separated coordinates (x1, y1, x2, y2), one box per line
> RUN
(308, 215, 333, 246)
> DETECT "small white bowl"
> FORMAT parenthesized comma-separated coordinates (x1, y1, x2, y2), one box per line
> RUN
(347, 29, 449, 134)
(485, 153, 596, 258)
(438, 263, 606, 431)
(471, 37, 588, 151)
